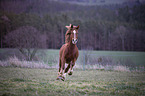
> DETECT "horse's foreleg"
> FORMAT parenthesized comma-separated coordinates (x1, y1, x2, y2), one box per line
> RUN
(60, 60, 65, 73)
(56, 58, 65, 81)
(68, 61, 75, 75)
(63, 63, 70, 77)
(58, 58, 61, 73)
(56, 58, 61, 80)
(60, 59, 65, 75)
(64, 63, 70, 73)
(57, 58, 65, 80)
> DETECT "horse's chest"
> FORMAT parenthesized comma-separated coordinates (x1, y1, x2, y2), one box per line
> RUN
(65, 52, 76, 63)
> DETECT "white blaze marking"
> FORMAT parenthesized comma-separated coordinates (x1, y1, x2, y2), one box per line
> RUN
(73, 30, 76, 39)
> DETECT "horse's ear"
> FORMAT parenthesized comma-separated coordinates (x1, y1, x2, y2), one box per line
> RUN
(76, 25, 79, 30)
(71, 24, 73, 28)
(65, 24, 73, 29)
(65, 26, 70, 29)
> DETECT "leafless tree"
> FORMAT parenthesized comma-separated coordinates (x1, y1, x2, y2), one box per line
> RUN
(5, 26, 46, 61)
(115, 26, 127, 51)
(0, 15, 11, 48)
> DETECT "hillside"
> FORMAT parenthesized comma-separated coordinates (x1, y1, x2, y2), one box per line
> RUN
(0, 0, 145, 51)
(1, 0, 144, 14)
(56, 0, 145, 5)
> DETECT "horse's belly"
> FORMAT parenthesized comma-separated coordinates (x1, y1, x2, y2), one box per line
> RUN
(66, 58, 71, 63)
(65, 56, 76, 63)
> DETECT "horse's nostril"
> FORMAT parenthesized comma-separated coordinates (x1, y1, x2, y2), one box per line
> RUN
(72, 39, 75, 41)
(72, 38, 78, 44)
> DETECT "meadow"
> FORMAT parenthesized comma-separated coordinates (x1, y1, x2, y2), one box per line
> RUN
(0, 49, 145, 71)
(0, 49, 145, 95)
(0, 67, 145, 96)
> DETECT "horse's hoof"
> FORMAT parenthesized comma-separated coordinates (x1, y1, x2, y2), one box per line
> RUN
(56, 78, 59, 80)
(68, 72, 73, 75)
(56, 76, 65, 81)
(61, 77, 65, 81)
(56, 76, 61, 80)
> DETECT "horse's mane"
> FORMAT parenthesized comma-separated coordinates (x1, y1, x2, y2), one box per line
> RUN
(65, 30, 70, 43)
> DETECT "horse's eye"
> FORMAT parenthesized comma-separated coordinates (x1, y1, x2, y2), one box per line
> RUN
(67, 33, 71, 35)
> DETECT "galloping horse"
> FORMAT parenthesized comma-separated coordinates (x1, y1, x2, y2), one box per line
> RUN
(56, 24, 79, 81)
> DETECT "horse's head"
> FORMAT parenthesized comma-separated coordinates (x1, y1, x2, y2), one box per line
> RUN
(65, 24, 79, 44)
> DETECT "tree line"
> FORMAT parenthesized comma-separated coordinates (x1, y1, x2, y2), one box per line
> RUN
(0, 0, 145, 51)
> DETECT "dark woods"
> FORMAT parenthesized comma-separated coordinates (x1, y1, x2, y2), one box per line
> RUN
(0, 0, 145, 51)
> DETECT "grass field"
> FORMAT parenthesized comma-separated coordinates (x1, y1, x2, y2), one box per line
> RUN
(0, 49, 145, 71)
(0, 67, 145, 96)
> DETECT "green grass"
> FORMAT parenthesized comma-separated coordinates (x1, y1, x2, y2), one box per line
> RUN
(0, 67, 145, 96)
(0, 49, 145, 71)
(31, 49, 145, 67)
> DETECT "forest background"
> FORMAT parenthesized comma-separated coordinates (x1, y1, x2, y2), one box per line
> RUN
(0, 0, 145, 51)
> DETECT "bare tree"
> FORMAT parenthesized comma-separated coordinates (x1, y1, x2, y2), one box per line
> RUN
(115, 26, 127, 51)
(0, 15, 11, 48)
(5, 26, 46, 61)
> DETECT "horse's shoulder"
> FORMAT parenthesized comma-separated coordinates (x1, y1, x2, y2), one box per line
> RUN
(60, 44, 68, 52)
(61, 43, 68, 48)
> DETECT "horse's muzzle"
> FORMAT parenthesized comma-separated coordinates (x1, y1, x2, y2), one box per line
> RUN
(72, 38, 78, 44)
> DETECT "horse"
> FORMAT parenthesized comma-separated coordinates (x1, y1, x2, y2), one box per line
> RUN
(56, 24, 79, 81)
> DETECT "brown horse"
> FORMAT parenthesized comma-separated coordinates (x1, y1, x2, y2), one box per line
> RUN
(56, 24, 79, 81)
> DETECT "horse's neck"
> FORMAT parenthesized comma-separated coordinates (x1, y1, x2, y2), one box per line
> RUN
(67, 41, 76, 50)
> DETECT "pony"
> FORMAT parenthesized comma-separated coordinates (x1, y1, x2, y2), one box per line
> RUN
(56, 24, 79, 81)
